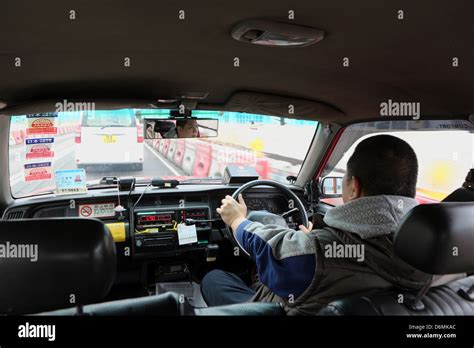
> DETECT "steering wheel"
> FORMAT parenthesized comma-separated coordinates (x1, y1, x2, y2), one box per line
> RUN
(225, 180, 309, 257)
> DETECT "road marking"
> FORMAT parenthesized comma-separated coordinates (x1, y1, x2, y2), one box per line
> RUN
(144, 142, 181, 176)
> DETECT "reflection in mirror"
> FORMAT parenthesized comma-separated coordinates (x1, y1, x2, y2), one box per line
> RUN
(144, 118, 218, 139)
(321, 176, 343, 196)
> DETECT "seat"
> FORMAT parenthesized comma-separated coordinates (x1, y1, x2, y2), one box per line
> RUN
(0, 218, 117, 314)
(36, 292, 285, 316)
(318, 202, 474, 315)
(442, 169, 474, 202)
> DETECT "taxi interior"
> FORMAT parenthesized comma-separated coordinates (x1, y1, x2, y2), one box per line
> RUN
(0, 0, 473, 316)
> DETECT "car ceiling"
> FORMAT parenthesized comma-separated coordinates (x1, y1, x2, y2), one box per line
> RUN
(0, 0, 473, 123)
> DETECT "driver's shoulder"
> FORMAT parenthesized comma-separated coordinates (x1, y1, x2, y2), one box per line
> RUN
(307, 227, 342, 244)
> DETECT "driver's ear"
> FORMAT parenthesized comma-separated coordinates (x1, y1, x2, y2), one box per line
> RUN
(350, 176, 363, 200)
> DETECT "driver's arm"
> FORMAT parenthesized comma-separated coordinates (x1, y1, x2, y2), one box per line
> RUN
(217, 194, 317, 300)
(234, 220, 317, 300)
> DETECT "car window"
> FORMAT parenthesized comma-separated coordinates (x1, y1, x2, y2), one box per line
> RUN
(321, 120, 473, 205)
(82, 110, 135, 127)
(9, 109, 318, 198)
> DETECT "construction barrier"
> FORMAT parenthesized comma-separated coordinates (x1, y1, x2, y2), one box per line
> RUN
(208, 144, 226, 178)
(167, 140, 177, 161)
(256, 158, 271, 179)
(173, 139, 186, 166)
(159, 139, 170, 156)
(192, 143, 213, 177)
(12, 131, 23, 145)
(181, 141, 197, 175)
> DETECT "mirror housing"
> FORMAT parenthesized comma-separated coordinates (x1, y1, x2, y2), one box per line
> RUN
(144, 118, 219, 139)
(320, 176, 343, 197)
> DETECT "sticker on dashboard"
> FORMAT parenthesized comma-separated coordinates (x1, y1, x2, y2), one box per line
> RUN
(26, 114, 58, 135)
(25, 138, 55, 160)
(79, 203, 116, 218)
(24, 162, 53, 182)
(55, 169, 87, 195)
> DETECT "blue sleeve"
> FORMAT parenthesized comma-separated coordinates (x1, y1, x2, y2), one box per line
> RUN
(235, 219, 316, 299)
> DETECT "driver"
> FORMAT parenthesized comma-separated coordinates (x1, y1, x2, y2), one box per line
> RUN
(164, 119, 199, 138)
(201, 135, 432, 315)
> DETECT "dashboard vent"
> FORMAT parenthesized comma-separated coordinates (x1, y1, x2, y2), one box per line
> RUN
(6, 210, 24, 220)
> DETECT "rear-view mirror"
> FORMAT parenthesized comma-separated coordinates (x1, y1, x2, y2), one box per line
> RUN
(144, 118, 219, 139)
(321, 176, 343, 197)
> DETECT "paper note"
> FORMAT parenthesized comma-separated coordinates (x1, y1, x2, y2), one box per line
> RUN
(177, 223, 197, 245)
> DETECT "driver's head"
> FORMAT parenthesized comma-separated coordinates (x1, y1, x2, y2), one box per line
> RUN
(176, 119, 198, 138)
(342, 135, 418, 203)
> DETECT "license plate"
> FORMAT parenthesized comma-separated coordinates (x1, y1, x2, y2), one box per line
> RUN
(102, 135, 117, 144)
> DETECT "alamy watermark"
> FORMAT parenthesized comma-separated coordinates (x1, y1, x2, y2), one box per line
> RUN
(380, 99, 420, 120)
(55, 99, 95, 113)
(324, 241, 365, 262)
(18, 322, 55, 341)
(0, 241, 38, 262)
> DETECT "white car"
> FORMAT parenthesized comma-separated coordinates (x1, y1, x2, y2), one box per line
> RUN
(74, 109, 144, 171)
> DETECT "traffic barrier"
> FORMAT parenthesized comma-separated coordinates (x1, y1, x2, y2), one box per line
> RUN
(167, 140, 177, 161)
(181, 140, 197, 175)
(161, 139, 170, 156)
(12, 131, 23, 145)
(208, 144, 226, 178)
(192, 143, 213, 177)
(153, 139, 161, 149)
(8, 133, 16, 146)
(256, 158, 271, 179)
(173, 139, 186, 166)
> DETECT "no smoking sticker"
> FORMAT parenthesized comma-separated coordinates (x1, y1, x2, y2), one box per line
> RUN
(78, 203, 115, 218)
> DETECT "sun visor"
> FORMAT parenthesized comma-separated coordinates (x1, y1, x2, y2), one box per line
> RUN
(208, 91, 345, 123)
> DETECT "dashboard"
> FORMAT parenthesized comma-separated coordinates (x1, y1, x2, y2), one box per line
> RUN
(2, 184, 308, 264)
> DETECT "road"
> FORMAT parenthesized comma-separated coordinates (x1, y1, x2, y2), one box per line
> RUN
(10, 136, 184, 197)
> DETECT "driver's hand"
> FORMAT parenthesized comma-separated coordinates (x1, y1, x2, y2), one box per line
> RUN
(299, 221, 314, 233)
(216, 194, 247, 232)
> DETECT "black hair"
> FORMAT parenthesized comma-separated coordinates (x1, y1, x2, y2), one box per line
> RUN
(346, 134, 418, 197)
(176, 119, 194, 129)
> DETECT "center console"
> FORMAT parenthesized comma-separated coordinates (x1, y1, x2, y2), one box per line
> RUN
(133, 205, 212, 256)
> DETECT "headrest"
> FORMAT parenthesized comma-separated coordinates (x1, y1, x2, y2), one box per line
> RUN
(394, 203, 474, 274)
(0, 218, 116, 314)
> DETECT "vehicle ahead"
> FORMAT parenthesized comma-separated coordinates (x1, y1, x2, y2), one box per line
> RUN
(75, 109, 144, 171)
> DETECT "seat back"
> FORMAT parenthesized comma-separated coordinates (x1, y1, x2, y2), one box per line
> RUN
(37, 291, 285, 316)
(0, 218, 116, 314)
(318, 203, 474, 315)
(318, 276, 474, 315)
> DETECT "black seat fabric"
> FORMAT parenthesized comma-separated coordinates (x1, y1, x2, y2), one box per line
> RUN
(0, 218, 116, 314)
(37, 292, 185, 316)
(318, 276, 474, 315)
(36, 292, 285, 316)
(443, 187, 474, 202)
(394, 203, 474, 274)
(318, 203, 474, 316)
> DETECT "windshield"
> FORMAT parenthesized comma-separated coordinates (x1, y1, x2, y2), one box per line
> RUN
(9, 109, 318, 197)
